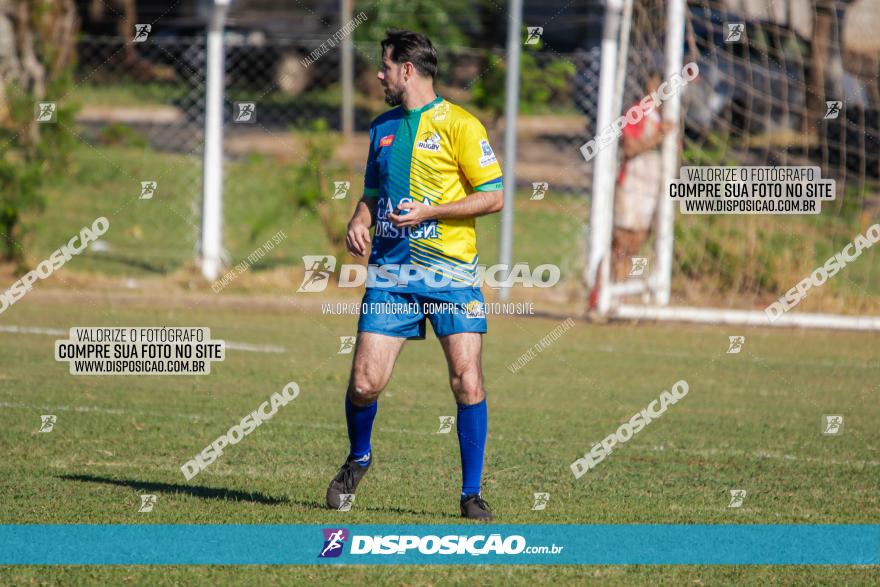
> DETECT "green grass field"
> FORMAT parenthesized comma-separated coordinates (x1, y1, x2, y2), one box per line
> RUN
(3, 114, 879, 585)
(0, 289, 878, 584)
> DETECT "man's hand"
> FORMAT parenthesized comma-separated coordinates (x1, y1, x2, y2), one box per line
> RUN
(346, 218, 372, 257)
(389, 200, 435, 228)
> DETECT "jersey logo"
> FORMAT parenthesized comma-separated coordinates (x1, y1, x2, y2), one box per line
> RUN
(432, 102, 449, 121)
(379, 134, 394, 147)
(464, 300, 485, 319)
(416, 131, 441, 152)
(479, 139, 497, 167)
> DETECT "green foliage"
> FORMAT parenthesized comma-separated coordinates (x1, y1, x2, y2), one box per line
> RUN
(0, 75, 77, 266)
(682, 132, 739, 167)
(355, 0, 481, 51)
(471, 50, 576, 119)
(353, 0, 488, 89)
(827, 180, 876, 229)
(0, 1, 78, 268)
(678, 136, 874, 299)
(249, 119, 350, 261)
(0, 155, 42, 265)
(674, 215, 813, 296)
(96, 122, 149, 148)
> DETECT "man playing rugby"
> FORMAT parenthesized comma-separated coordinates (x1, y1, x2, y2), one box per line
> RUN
(325, 29, 504, 520)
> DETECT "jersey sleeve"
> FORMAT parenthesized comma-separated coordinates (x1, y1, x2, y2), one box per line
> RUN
(363, 124, 379, 198)
(456, 117, 503, 192)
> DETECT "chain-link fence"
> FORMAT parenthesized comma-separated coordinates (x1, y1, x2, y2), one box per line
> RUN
(70, 31, 600, 283)
(75, 34, 601, 178)
(66, 0, 880, 314)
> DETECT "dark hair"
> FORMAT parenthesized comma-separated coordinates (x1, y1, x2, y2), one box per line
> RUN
(380, 29, 438, 78)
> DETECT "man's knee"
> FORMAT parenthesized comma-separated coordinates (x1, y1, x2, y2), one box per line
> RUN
(347, 373, 385, 405)
(450, 369, 484, 404)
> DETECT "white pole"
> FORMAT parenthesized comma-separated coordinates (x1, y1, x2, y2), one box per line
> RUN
(586, 0, 625, 314)
(615, 304, 880, 332)
(611, 0, 633, 126)
(498, 0, 523, 302)
(341, 0, 354, 139)
(654, 0, 685, 305)
(200, 0, 230, 282)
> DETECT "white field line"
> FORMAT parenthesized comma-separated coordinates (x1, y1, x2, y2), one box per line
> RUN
(0, 401, 201, 420)
(4, 401, 877, 469)
(638, 445, 880, 468)
(595, 344, 876, 370)
(0, 400, 379, 434)
(0, 325, 284, 353)
(224, 342, 285, 353)
(0, 325, 65, 336)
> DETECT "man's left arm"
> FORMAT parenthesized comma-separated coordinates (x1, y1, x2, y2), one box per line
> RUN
(390, 189, 502, 227)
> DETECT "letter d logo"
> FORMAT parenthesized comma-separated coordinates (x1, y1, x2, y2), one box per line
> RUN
(298, 255, 337, 293)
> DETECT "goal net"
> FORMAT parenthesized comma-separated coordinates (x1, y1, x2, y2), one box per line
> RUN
(586, 0, 880, 330)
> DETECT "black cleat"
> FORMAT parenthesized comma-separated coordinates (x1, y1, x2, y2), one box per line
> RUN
(326, 455, 371, 510)
(460, 494, 494, 521)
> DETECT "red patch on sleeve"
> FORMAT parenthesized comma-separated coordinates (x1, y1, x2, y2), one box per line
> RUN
(379, 134, 394, 147)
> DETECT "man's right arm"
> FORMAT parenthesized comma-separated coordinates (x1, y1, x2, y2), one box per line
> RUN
(347, 123, 380, 257)
(346, 197, 376, 257)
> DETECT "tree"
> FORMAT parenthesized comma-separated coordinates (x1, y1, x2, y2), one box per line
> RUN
(471, 35, 576, 123)
(356, 0, 482, 50)
(0, 0, 77, 266)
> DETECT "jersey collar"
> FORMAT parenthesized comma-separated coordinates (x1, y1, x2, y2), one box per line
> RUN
(403, 95, 443, 118)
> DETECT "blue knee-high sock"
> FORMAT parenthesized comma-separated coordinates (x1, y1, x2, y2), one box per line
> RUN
(346, 396, 377, 468)
(457, 399, 488, 496)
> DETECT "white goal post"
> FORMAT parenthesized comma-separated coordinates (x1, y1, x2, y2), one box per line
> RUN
(586, 0, 880, 332)
(586, 0, 681, 316)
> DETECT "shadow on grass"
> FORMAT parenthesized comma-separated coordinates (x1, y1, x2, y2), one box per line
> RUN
(86, 252, 171, 274)
(58, 473, 288, 505)
(57, 473, 451, 517)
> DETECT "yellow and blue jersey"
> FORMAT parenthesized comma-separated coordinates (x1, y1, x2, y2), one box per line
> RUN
(363, 96, 503, 291)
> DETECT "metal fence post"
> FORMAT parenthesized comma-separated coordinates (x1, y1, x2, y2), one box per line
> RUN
(499, 0, 523, 302)
(200, 0, 230, 281)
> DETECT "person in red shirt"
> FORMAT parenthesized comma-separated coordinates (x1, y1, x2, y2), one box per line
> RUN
(612, 73, 673, 281)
